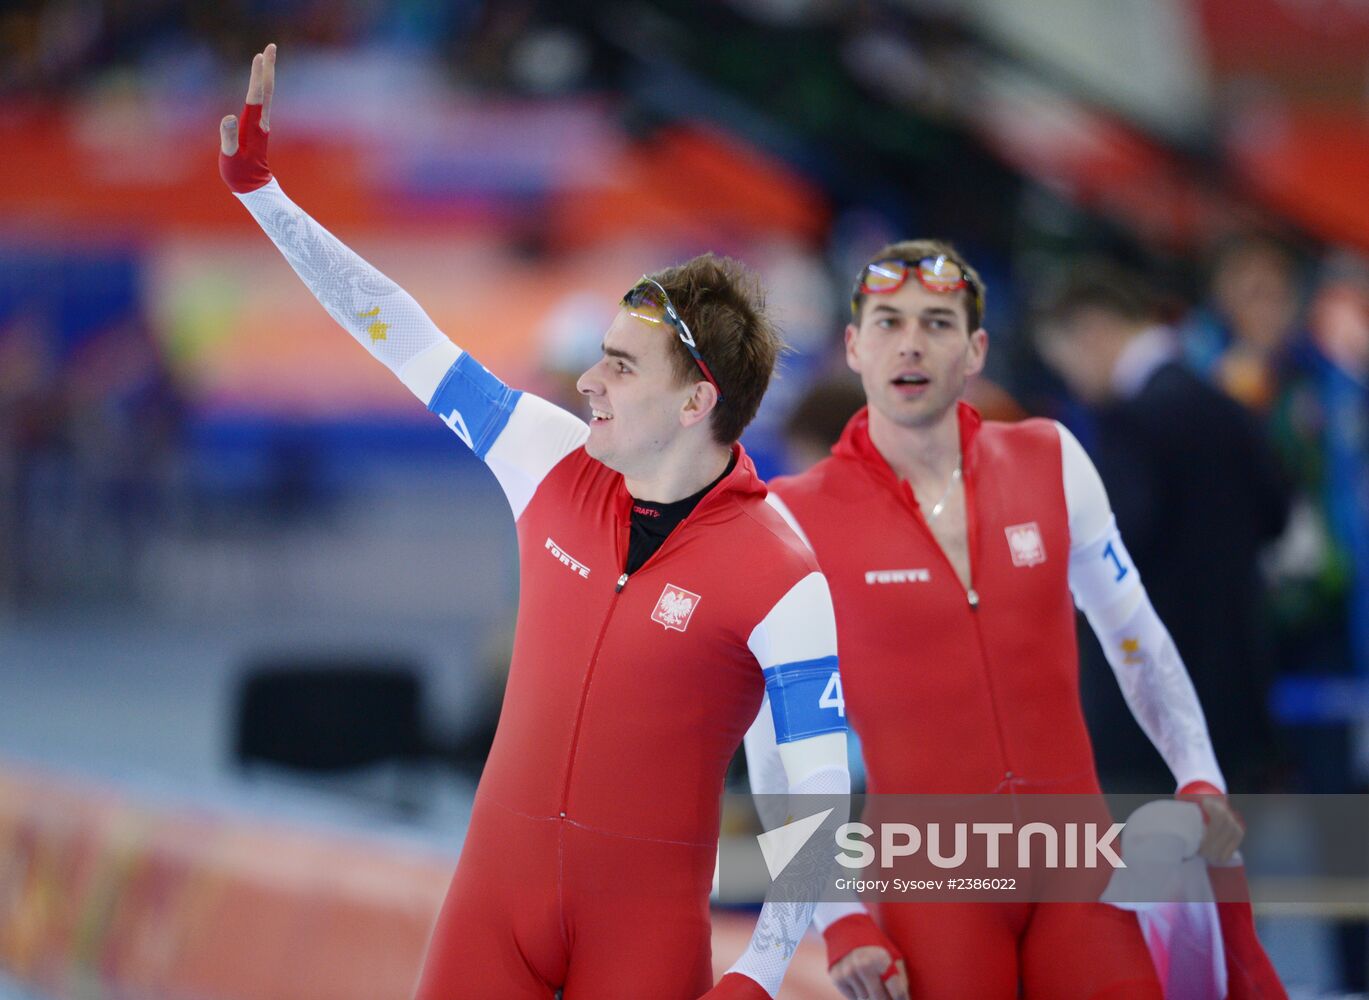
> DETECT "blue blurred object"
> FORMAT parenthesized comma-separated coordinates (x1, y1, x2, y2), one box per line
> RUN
(1271, 675, 1369, 724)
(0, 248, 141, 358)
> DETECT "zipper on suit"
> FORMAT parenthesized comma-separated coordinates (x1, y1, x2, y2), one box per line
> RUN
(556, 471, 723, 818)
(898, 476, 1017, 785)
(558, 571, 629, 818)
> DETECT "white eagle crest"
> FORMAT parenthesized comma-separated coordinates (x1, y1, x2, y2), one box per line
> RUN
(1009, 530, 1037, 558)
(1005, 521, 1045, 567)
(652, 584, 702, 631)
(657, 590, 694, 626)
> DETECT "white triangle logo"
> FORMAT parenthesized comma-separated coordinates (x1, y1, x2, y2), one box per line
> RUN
(757, 808, 834, 881)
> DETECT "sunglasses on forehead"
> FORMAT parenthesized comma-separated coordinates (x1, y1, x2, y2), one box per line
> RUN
(622, 276, 725, 402)
(852, 255, 983, 320)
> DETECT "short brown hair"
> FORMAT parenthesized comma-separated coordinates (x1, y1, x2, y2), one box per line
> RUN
(851, 239, 986, 332)
(647, 253, 782, 445)
(1036, 261, 1157, 330)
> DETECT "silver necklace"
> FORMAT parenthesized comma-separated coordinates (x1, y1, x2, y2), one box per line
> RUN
(925, 457, 962, 521)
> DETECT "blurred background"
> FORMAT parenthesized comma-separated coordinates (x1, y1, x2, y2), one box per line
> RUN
(0, 0, 1367, 996)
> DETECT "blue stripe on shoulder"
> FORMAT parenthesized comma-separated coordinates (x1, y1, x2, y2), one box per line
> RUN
(762, 654, 846, 744)
(426, 353, 523, 460)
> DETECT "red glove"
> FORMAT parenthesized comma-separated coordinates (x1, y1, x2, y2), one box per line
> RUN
(697, 972, 771, 999)
(1177, 780, 1224, 800)
(219, 101, 272, 194)
(822, 912, 901, 975)
(1178, 780, 1243, 829)
(1178, 780, 1245, 863)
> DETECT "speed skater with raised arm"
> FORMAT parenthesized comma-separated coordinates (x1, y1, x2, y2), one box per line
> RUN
(219, 44, 850, 1000)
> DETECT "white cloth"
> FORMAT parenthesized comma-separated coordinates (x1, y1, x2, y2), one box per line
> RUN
(1102, 801, 1230, 1000)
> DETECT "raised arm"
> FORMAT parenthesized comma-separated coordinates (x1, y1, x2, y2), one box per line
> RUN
(218, 45, 587, 519)
(1057, 422, 1243, 862)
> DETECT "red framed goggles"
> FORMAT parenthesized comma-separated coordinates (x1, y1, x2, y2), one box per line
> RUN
(852, 255, 983, 320)
(622, 276, 725, 402)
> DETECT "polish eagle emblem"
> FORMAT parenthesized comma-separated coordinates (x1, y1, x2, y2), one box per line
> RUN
(652, 584, 702, 632)
(1005, 521, 1046, 567)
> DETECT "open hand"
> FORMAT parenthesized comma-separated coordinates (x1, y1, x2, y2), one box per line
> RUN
(824, 914, 909, 1000)
(219, 43, 276, 192)
(831, 945, 909, 1000)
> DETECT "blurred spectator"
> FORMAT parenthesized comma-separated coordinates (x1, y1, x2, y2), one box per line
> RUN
(0, 311, 65, 606)
(0, 302, 183, 609)
(1259, 252, 1369, 791)
(532, 289, 616, 413)
(1036, 262, 1291, 792)
(1304, 254, 1369, 685)
(962, 375, 1028, 424)
(779, 374, 864, 473)
(63, 318, 185, 596)
(1181, 235, 1304, 412)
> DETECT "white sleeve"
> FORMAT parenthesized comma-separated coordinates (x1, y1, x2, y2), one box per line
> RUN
(1057, 422, 1225, 792)
(744, 511, 869, 934)
(746, 572, 846, 745)
(743, 705, 868, 940)
(728, 732, 850, 996)
(764, 492, 815, 553)
(742, 697, 792, 824)
(727, 572, 851, 997)
(234, 179, 587, 519)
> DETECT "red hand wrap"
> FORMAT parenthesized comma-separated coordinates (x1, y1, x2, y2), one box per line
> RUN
(219, 102, 272, 194)
(1177, 780, 1223, 798)
(822, 913, 901, 973)
(1182, 772, 1226, 821)
(1178, 780, 1235, 828)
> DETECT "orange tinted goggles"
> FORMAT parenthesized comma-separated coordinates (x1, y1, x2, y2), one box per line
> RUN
(853, 255, 982, 319)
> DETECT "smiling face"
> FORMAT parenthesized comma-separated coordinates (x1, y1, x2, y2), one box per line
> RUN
(575, 307, 712, 477)
(846, 279, 987, 429)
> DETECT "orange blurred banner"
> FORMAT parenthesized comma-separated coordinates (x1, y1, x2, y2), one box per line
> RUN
(0, 101, 827, 246)
(0, 766, 833, 999)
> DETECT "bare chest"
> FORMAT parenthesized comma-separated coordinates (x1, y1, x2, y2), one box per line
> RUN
(921, 483, 971, 590)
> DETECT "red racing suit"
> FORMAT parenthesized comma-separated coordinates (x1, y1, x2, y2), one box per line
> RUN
(773, 404, 1095, 797)
(420, 416, 837, 1000)
(224, 162, 850, 998)
(763, 403, 1227, 999)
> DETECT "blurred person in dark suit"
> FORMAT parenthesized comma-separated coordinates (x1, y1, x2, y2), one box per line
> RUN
(1181, 235, 1305, 414)
(1036, 264, 1292, 793)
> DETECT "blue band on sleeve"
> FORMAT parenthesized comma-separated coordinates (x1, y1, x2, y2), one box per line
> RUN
(763, 655, 847, 744)
(426, 352, 523, 460)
